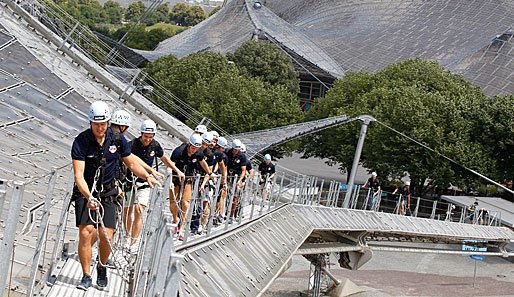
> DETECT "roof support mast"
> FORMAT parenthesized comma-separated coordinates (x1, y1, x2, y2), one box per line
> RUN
(343, 115, 375, 208)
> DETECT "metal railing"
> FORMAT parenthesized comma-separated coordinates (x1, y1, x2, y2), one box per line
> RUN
(0, 163, 71, 297)
(0, 162, 508, 297)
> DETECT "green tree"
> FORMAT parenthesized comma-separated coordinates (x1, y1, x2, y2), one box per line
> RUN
(300, 59, 494, 194)
(208, 6, 221, 17)
(125, 1, 146, 22)
(144, 52, 303, 134)
(145, 3, 169, 25)
(103, 0, 123, 24)
(227, 40, 299, 93)
(184, 5, 207, 26)
(169, 2, 189, 25)
(116, 25, 171, 50)
(471, 94, 514, 184)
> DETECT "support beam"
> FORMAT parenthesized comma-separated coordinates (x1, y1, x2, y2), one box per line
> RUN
(0, 181, 25, 297)
(343, 115, 375, 208)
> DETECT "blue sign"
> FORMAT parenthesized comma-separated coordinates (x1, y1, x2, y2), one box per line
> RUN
(470, 255, 484, 261)
(462, 240, 487, 259)
(339, 184, 358, 191)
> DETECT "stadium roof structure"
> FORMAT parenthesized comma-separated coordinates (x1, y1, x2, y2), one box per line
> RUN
(132, 0, 514, 97)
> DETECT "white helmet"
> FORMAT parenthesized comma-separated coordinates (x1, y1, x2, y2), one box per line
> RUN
(88, 101, 111, 123)
(231, 139, 243, 150)
(371, 172, 377, 177)
(217, 137, 228, 148)
(189, 133, 203, 148)
(194, 124, 207, 134)
(111, 110, 131, 126)
(240, 144, 247, 153)
(264, 154, 271, 162)
(211, 131, 219, 140)
(405, 181, 410, 186)
(141, 120, 157, 134)
(202, 131, 214, 145)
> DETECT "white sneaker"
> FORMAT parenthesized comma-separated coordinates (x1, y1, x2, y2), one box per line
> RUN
(197, 225, 204, 234)
(130, 243, 139, 254)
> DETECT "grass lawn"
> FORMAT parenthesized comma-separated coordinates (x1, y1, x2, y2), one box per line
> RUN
(146, 23, 188, 35)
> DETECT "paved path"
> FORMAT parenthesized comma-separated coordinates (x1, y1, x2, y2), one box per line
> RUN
(264, 243, 514, 297)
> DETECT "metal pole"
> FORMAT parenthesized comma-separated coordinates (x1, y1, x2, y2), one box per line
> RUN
(430, 200, 437, 219)
(0, 179, 7, 221)
(275, 173, 284, 208)
(206, 176, 222, 236)
(333, 182, 341, 207)
(473, 260, 477, 288)
(343, 115, 374, 208)
(292, 175, 298, 204)
(57, 22, 79, 50)
(395, 194, 402, 215)
(183, 175, 201, 244)
(316, 179, 324, 205)
(119, 69, 141, 100)
(27, 171, 57, 297)
(325, 181, 334, 207)
(297, 175, 306, 204)
(47, 167, 74, 284)
(225, 175, 238, 229)
(413, 197, 420, 217)
(0, 181, 25, 297)
(267, 174, 278, 212)
(249, 176, 259, 220)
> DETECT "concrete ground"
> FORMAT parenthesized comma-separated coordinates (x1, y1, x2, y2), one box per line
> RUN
(264, 244, 514, 297)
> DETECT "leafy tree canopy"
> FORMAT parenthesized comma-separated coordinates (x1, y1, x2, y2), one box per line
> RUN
(299, 59, 498, 193)
(208, 6, 221, 17)
(185, 5, 207, 26)
(125, 1, 146, 22)
(110, 25, 171, 50)
(144, 52, 303, 135)
(169, 2, 189, 25)
(227, 40, 299, 94)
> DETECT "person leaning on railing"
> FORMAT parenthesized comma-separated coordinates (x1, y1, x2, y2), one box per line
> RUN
(464, 201, 479, 223)
(392, 181, 411, 215)
(168, 134, 212, 240)
(362, 172, 381, 210)
(226, 139, 247, 224)
(258, 154, 275, 203)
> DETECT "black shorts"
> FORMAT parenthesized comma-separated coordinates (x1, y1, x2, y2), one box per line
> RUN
(74, 195, 118, 229)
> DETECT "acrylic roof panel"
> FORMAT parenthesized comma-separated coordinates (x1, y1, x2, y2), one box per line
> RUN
(136, 0, 255, 61)
(0, 26, 14, 46)
(0, 41, 69, 97)
(263, 0, 514, 96)
(265, 0, 514, 71)
(139, 0, 513, 96)
(245, 0, 345, 78)
(457, 32, 514, 97)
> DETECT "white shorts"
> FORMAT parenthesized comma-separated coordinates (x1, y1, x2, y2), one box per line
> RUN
(124, 181, 151, 207)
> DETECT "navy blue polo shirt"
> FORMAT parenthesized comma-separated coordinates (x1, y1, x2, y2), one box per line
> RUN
(129, 138, 164, 168)
(258, 161, 275, 176)
(203, 147, 216, 168)
(246, 159, 253, 171)
(226, 148, 247, 174)
(171, 143, 204, 176)
(398, 186, 410, 196)
(367, 177, 381, 190)
(71, 127, 131, 186)
(213, 148, 226, 174)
